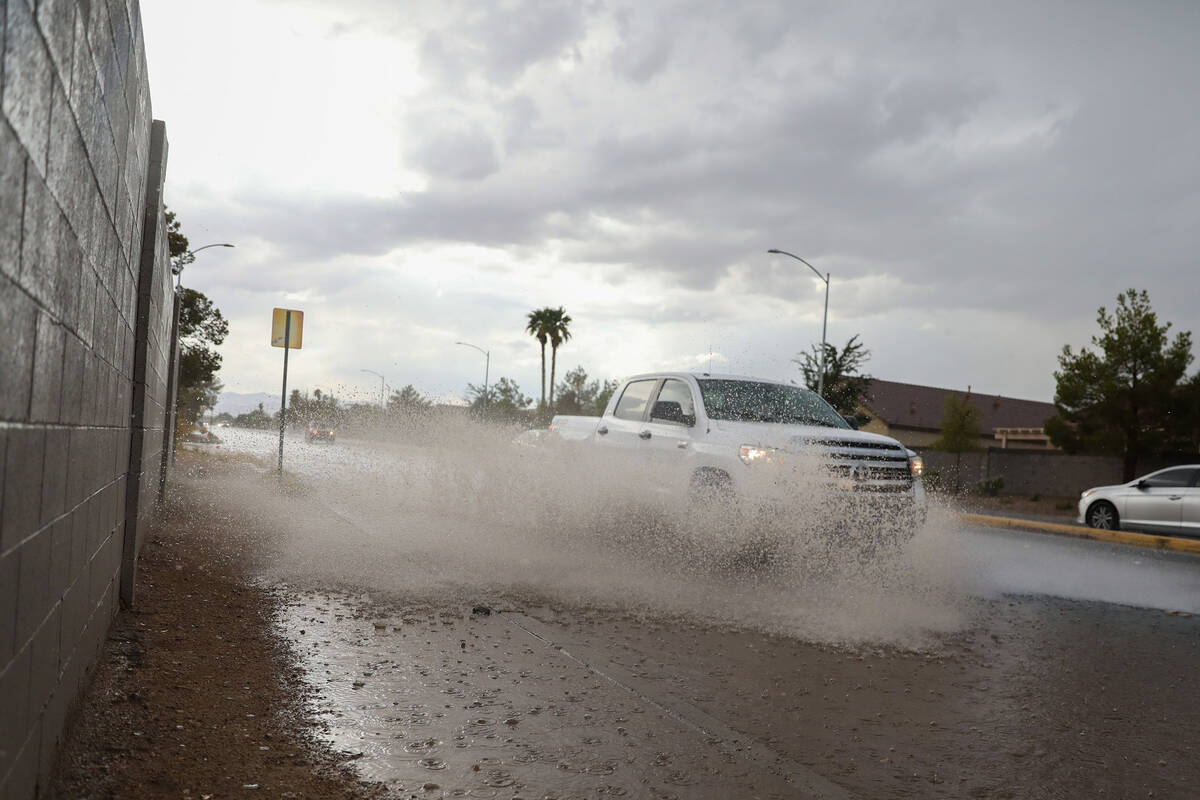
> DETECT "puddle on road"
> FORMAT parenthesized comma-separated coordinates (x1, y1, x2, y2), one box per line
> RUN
(275, 591, 803, 798)
(274, 588, 1200, 799)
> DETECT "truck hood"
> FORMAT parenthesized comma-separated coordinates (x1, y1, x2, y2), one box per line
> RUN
(707, 419, 906, 452)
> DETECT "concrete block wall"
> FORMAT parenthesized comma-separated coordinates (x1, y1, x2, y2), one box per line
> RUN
(120, 117, 169, 605)
(917, 448, 1194, 498)
(982, 450, 1123, 498)
(0, 1, 172, 798)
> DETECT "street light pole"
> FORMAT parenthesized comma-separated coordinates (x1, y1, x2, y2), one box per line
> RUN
(767, 248, 830, 398)
(455, 341, 490, 419)
(361, 368, 385, 410)
(166, 241, 234, 472)
(173, 242, 234, 289)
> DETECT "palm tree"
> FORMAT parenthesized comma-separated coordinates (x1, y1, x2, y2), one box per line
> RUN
(525, 308, 554, 408)
(545, 307, 572, 410)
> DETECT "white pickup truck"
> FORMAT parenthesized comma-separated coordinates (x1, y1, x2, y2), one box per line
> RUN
(549, 372, 926, 532)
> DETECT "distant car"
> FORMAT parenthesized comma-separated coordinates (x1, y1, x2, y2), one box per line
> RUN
(305, 423, 336, 444)
(1078, 465, 1199, 536)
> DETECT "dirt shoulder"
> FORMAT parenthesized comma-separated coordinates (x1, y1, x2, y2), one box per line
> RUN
(48, 453, 381, 799)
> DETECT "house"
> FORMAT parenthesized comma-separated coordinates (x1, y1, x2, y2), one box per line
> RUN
(856, 379, 1057, 450)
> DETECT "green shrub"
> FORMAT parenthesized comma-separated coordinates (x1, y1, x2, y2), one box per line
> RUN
(976, 477, 1005, 496)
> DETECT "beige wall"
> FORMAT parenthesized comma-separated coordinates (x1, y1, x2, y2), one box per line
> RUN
(860, 419, 957, 449)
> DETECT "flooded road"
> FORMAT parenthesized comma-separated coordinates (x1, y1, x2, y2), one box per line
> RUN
(209, 427, 1200, 798)
(275, 592, 1198, 799)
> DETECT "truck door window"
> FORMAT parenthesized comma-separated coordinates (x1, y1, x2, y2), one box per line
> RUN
(651, 379, 696, 425)
(613, 380, 658, 421)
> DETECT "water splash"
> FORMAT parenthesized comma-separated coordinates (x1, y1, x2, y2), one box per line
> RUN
(207, 422, 969, 649)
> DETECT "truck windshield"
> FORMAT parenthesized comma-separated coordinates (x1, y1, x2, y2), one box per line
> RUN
(696, 380, 849, 428)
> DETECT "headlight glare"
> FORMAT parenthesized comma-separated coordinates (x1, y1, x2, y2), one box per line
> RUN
(908, 455, 924, 477)
(739, 445, 781, 464)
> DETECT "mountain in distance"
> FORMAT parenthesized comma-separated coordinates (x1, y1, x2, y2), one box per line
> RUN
(215, 391, 280, 416)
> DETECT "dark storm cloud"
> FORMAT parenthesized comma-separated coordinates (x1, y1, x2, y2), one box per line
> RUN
(193, 190, 543, 263)
(411, 0, 592, 88)
(243, 0, 1198, 334)
(404, 116, 501, 181)
(610, 6, 674, 83)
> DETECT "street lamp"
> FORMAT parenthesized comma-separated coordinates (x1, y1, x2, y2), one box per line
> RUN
(455, 341, 490, 418)
(361, 368, 385, 410)
(173, 242, 234, 289)
(767, 248, 830, 398)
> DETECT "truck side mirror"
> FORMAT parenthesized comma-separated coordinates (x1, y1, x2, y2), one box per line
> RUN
(841, 414, 860, 430)
(651, 400, 693, 426)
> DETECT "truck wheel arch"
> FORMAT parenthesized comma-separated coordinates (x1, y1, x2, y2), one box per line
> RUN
(689, 467, 734, 504)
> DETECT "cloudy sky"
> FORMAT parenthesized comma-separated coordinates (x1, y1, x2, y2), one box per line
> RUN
(140, 0, 1199, 408)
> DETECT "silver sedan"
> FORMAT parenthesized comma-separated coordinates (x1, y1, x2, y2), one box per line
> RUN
(1078, 465, 1200, 536)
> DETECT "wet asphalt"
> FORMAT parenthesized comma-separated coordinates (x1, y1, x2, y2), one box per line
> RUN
(272, 561, 1199, 800)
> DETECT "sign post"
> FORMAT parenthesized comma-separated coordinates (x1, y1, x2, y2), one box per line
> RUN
(271, 308, 304, 477)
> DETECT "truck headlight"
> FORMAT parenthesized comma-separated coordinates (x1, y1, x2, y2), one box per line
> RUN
(740, 445, 782, 464)
(908, 454, 924, 477)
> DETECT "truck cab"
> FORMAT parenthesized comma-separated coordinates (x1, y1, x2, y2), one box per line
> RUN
(551, 372, 925, 519)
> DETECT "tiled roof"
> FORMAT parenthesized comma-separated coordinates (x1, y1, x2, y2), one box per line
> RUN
(862, 379, 1056, 435)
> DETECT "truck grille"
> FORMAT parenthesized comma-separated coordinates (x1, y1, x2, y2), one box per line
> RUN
(792, 437, 914, 492)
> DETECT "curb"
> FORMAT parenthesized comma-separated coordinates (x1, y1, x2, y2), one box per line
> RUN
(961, 513, 1200, 555)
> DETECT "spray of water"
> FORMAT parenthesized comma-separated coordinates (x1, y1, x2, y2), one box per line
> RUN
(203, 419, 971, 649)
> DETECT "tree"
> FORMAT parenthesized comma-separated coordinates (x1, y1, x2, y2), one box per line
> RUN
(384, 385, 433, 440)
(286, 388, 305, 426)
(554, 366, 619, 416)
(388, 384, 432, 412)
(166, 206, 193, 274)
(525, 308, 554, 409)
(1045, 289, 1193, 481)
(467, 377, 532, 424)
(794, 334, 873, 421)
(176, 287, 228, 423)
(932, 390, 983, 494)
(595, 378, 620, 415)
(233, 402, 273, 429)
(332, 402, 376, 431)
(1172, 373, 1200, 453)
(554, 366, 594, 415)
(166, 207, 229, 425)
(544, 307, 572, 410)
(285, 388, 340, 428)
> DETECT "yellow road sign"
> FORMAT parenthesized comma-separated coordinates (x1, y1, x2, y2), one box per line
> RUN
(271, 308, 304, 349)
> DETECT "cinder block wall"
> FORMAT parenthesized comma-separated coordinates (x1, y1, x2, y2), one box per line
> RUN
(983, 450, 1124, 497)
(916, 448, 1191, 498)
(0, 1, 173, 797)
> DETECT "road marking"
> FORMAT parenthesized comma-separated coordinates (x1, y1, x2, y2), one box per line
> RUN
(962, 514, 1200, 555)
(504, 612, 856, 800)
